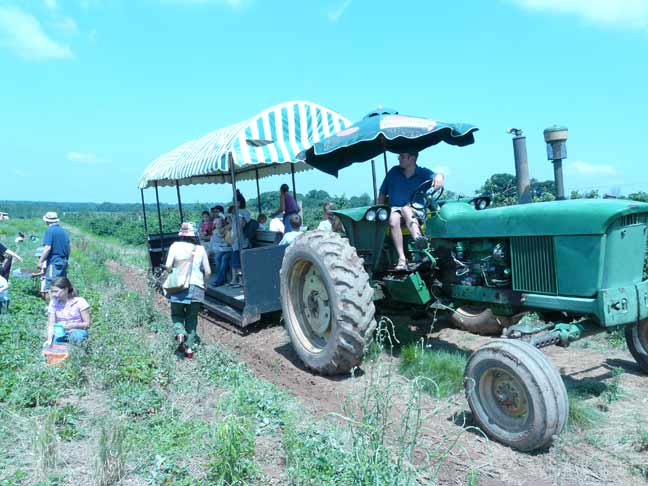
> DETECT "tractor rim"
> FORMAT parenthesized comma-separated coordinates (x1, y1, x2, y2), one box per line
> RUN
(289, 259, 332, 353)
(479, 367, 530, 431)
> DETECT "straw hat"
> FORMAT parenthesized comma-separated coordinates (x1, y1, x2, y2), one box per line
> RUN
(43, 211, 59, 223)
(178, 222, 197, 237)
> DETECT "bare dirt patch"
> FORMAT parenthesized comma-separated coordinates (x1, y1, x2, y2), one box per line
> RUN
(111, 261, 648, 485)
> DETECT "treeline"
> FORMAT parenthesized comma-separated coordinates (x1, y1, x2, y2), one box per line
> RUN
(4, 175, 648, 247)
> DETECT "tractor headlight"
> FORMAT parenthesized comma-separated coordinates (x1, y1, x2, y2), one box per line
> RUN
(377, 208, 389, 221)
(365, 209, 377, 221)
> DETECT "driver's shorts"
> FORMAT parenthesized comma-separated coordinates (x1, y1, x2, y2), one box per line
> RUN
(392, 205, 425, 223)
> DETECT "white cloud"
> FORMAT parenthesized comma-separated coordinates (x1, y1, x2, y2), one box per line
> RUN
(510, 0, 648, 29)
(12, 169, 28, 177)
(0, 6, 73, 60)
(432, 165, 452, 176)
(565, 160, 618, 176)
(43, 0, 58, 10)
(328, 0, 351, 22)
(67, 151, 103, 164)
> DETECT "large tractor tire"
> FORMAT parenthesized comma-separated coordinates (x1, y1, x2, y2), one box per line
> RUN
(450, 305, 519, 335)
(464, 339, 568, 451)
(625, 318, 648, 373)
(280, 231, 376, 375)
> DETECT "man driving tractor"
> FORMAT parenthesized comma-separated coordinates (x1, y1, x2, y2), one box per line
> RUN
(378, 151, 444, 270)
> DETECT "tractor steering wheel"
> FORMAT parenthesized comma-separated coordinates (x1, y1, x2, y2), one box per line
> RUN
(411, 179, 444, 211)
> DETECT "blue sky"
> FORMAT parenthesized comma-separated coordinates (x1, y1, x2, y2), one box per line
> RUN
(1, 0, 647, 205)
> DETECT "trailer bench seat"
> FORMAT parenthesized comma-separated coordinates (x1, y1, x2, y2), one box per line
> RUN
(252, 230, 282, 247)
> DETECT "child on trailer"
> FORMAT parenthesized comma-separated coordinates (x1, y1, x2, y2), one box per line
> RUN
(44, 277, 91, 346)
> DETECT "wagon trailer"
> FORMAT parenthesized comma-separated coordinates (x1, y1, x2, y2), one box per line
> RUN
(138, 100, 352, 326)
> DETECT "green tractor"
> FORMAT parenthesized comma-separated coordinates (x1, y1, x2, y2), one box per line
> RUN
(280, 112, 648, 452)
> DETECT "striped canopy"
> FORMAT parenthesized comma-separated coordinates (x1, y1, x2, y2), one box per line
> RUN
(138, 100, 351, 189)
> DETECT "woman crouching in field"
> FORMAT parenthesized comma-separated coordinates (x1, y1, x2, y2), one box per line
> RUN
(44, 277, 91, 346)
(164, 222, 211, 359)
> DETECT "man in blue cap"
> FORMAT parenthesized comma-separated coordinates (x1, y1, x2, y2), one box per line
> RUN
(378, 152, 444, 271)
(37, 211, 70, 292)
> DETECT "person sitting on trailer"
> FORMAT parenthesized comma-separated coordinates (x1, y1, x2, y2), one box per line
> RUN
(269, 217, 285, 234)
(199, 211, 213, 242)
(208, 217, 232, 287)
(279, 214, 304, 246)
(317, 202, 344, 233)
(257, 213, 267, 230)
(211, 205, 225, 222)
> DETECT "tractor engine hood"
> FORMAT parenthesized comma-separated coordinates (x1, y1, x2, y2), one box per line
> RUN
(427, 199, 648, 238)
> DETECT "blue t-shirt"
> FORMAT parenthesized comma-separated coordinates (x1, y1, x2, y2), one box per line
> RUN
(43, 224, 70, 264)
(379, 165, 435, 207)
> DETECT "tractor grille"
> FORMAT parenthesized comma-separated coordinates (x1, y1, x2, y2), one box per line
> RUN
(619, 213, 648, 226)
(510, 236, 558, 295)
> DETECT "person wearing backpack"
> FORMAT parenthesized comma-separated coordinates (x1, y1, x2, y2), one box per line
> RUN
(229, 190, 251, 287)
(164, 222, 211, 358)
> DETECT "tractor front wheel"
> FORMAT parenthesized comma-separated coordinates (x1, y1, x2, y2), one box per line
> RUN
(625, 318, 648, 373)
(464, 340, 568, 451)
(280, 231, 376, 375)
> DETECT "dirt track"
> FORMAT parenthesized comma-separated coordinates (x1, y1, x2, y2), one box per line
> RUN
(111, 261, 648, 486)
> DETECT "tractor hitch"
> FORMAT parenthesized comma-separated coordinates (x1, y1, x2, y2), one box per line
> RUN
(530, 320, 603, 349)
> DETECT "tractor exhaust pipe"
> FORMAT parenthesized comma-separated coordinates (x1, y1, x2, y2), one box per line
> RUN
(508, 128, 531, 204)
(544, 126, 569, 201)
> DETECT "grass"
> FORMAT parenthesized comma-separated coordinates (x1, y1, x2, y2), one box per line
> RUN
(0, 219, 468, 484)
(399, 341, 468, 399)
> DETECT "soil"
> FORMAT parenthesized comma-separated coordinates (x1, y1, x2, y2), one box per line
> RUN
(109, 261, 648, 486)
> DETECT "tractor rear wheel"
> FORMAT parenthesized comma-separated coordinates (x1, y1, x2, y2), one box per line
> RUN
(625, 318, 648, 373)
(450, 305, 519, 335)
(464, 339, 568, 451)
(280, 231, 376, 375)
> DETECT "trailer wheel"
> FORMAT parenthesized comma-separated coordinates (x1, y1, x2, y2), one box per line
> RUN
(280, 231, 376, 375)
(625, 318, 648, 373)
(450, 305, 520, 335)
(464, 340, 568, 451)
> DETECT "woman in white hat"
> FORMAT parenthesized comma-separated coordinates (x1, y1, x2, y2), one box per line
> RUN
(163, 222, 211, 358)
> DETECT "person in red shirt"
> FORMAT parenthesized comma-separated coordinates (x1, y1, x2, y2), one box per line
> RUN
(199, 211, 214, 242)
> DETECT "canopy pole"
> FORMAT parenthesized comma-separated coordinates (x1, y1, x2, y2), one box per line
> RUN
(154, 182, 164, 259)
(382, 150, 388, 176)
(140, 189, 149, 234)
(229, 153, 245, 286)
(371, 160, 377, 204)
(175, 181, 184, 223)
(255, 167, 262, 215)
(290, 163, 297, 199)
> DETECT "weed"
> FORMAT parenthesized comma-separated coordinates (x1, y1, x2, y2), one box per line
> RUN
(601, 367, 624, 404)
(399, 341, 468, 398)
(111, 382, 165, 417)
(284, 350, 455, 485)
(32, 411, 58, 483)
(94, 420, 126, 486)
(634, 428, 648, 453)
(51, 404, 84, 441)
(466, 468, 480, 486)
(567, 395, 600, 431)
(206, 415, 258, 485)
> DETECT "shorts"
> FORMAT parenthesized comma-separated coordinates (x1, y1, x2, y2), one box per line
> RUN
(44, 260, 68, 291)
(392, 206, 425, 223)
